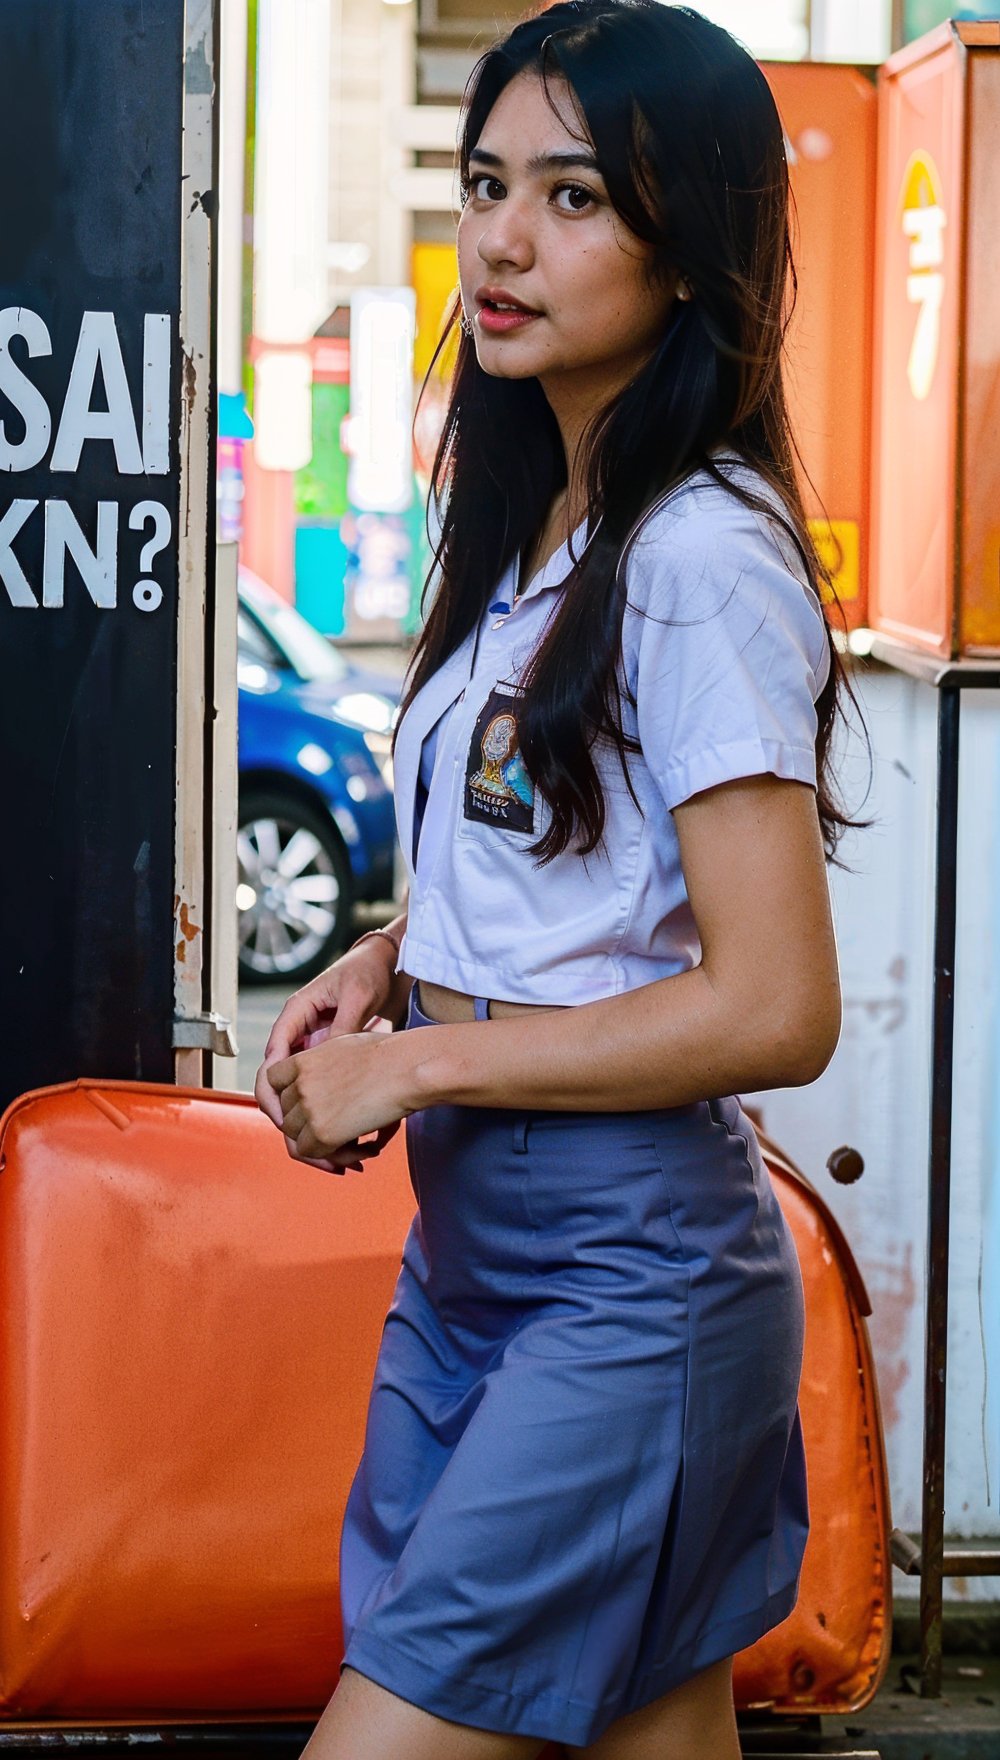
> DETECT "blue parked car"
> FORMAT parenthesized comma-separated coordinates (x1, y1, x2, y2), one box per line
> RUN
(237, 567, 402, 985)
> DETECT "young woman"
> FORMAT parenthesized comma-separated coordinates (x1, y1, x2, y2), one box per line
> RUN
(256, 4, 866, 1756)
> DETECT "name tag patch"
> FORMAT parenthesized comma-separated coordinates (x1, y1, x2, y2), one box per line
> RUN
(463, 684, 535, 833)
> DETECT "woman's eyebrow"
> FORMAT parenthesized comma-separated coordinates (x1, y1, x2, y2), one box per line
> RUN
(468, 147, 602, 175)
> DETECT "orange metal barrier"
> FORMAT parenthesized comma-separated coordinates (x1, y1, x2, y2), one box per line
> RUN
(869, 21, 1000, 656)
(0, 1081, 889, 1724)
(762, 61, 878, 635)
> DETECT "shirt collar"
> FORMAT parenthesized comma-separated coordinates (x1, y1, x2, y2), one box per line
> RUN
(513, 514, 598, 605)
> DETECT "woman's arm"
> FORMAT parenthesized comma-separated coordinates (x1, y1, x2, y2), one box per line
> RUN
(404, 773, 841, 1111)
(268, 776, 841, 1160)
(255, 903, 408, 1129)
(381, 904, 415, 1027)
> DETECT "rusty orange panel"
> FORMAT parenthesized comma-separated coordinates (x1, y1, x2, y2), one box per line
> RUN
(762, 62, 878, 635)
(959, 47, 1000, 653)
(731, 1128, 892, 1715)
(0, 1081, 415, 1716)
(0, 1080, 889, 1723)
(870, 22, 1000, 656)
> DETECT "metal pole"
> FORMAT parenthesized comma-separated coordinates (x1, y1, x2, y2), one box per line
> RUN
(174, 0, 220, 1085)
(919, 684, 961, 1697)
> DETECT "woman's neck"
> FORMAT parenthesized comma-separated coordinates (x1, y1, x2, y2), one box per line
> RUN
(516, 485, 589, 599)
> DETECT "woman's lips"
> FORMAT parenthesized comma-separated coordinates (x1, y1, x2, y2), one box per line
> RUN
(476, 301, 543, 334)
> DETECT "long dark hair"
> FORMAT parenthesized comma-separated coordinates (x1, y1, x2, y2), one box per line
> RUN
(398, 0, 872, 866)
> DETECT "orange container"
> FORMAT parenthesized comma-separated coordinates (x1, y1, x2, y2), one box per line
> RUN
(869, 21, 1000, 656)
(0, 1081, 889, 1725)
(762, 61, 878, 634)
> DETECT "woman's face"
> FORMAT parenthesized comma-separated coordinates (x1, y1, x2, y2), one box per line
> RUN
(456, 68, 678, 404)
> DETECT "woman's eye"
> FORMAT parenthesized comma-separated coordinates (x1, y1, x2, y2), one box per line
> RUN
(465, 175, 596, 212)
(552, 183, 595, 213)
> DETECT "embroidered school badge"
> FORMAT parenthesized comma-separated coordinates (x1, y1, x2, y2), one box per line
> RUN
(463, 684, 536, 832)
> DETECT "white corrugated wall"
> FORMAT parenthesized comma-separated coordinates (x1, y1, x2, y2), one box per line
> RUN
(745, 662, 1000, 1606)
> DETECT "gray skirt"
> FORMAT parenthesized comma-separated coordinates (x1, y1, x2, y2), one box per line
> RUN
(338, 982, 808, 1747)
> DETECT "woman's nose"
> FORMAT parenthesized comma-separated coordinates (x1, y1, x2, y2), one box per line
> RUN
(477, 208, 534, 269)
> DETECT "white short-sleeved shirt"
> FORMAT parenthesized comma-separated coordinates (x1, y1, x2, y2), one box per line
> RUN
(392, 457, 831, 1006)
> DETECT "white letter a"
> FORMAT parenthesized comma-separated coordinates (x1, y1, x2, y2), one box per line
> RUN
(51, 313, 144, 474)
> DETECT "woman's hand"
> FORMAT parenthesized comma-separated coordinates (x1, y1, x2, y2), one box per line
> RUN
(253, 930, 409, 1173)
(266, 1030, 419, 1170)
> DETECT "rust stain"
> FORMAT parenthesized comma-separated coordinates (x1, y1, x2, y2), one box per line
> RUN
(182, 347, 197, 417)
(868, 1241, 916, 1428)
(181, 346, 198, 538)
(176, 902, 201, 943)
(176, 940, 187, 964)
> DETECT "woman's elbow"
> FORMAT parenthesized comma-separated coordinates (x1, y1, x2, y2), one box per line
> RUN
(772, 987, 843, 1087)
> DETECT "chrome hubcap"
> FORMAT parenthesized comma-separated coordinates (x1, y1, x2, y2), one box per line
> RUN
(237, 815, 340, 975)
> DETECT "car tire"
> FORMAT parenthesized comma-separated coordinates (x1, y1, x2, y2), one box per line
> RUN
(237, 788, 354, 986)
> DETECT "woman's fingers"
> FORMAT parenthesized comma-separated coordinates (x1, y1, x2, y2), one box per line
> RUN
(254, 1059, 286, 1128)
(255, 1051, 303, 1129)
(283, 1138, 350, 1176)
(269, 1058, 299, 1099)
(283, 1119, 384, 1174)
(265, 985, 340, 1063)
(280, 1099, 306, 1140)
(258, 1037, 403, 1170)
(256, 1048, 385, 1177)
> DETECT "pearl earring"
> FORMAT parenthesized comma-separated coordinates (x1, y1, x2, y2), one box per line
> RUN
(676, 279, 692, 302)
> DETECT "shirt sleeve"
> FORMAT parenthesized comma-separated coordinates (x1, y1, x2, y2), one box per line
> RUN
(625, 490, 831, 815)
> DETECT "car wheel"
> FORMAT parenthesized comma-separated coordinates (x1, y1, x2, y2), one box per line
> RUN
(237, 789, 354, 986)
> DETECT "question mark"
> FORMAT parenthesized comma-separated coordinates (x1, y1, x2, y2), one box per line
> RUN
(129, 501, 172, 612)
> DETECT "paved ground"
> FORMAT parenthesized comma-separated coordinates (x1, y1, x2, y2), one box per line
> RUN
(812, 1647, 1000, 1759)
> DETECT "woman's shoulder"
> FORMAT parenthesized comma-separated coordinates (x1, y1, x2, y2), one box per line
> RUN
(624, 454, 824, 614)
(626, 452, 803, 571)
(621, 452, 831, 692)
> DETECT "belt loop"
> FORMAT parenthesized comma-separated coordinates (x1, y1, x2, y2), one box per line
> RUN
(473, 996, 491, 1021)
(511, 1115, 530, 1153)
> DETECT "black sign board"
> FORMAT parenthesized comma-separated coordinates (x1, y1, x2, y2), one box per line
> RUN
(0, 1, 185, 1109)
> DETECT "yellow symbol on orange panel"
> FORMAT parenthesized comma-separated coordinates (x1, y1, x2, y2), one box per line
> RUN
(808, 519, 860, 604)
(898, 150, 946, 402)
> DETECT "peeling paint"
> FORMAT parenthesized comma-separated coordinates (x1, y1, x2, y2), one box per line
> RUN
(184, 34, 214, 96)
(188, 187, 218, 220)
